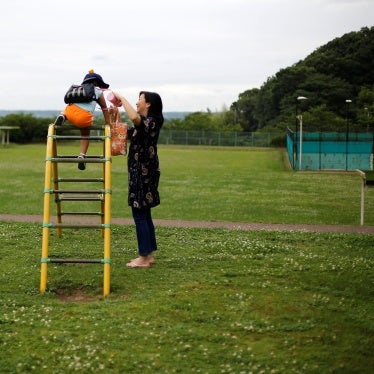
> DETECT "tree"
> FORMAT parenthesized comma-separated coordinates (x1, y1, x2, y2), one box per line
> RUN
(302, 105, 345, 132)
(356, 86, 374, 131)
(163, 118, 182, 130)
(232, 27, 374, 133)
(230, 88, 260, 131)
(163, 109, 242, 132)
(182, 112, 215, 131)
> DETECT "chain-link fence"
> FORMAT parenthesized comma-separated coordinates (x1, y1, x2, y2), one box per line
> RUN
(287, 128, 374, 170)
(158, 130, 283, 147)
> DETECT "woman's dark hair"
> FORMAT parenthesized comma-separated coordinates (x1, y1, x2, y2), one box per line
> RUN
(140, 91, 164, 125)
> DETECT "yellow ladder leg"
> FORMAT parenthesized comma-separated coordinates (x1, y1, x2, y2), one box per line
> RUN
(103, 125, 112, 296)
(40, 124, 55, 293)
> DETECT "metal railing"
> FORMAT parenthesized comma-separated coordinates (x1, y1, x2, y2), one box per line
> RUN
(158, 130, 282, 147)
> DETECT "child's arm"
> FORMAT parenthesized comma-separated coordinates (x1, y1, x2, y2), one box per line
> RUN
(98, 94, 111, 125)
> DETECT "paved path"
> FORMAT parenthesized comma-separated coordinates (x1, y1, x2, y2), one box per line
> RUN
(1, 214, 373, 234)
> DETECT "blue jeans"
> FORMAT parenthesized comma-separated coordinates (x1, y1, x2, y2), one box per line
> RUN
(131, 207, 157, 256)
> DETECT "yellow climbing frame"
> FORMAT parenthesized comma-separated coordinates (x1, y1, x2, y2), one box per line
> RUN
(40, 124, 112, 296)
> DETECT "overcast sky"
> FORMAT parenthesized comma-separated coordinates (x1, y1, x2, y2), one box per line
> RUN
(0, 0, 372, 113)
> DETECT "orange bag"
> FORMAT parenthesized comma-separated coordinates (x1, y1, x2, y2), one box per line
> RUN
(109, 107, 128, 156)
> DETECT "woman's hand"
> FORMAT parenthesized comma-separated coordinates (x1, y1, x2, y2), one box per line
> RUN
(113, 92, 141, 126)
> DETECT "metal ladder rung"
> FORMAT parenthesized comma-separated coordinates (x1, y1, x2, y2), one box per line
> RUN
(48, 258, 103, 264)
(53, 223, 104, 229)
(58, 211, 104, 216)
(57, 155, 104, 159)
(53, 135, 106, 141)
(57, 196, 104, 202)
(55, 178, 104, 183)
(51, 157, 105, 163)
(53, 189, 105, 194)
(55, 124, 105, 130)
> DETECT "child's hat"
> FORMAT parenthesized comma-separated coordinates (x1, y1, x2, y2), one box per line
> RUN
(82, 69, 109, 88)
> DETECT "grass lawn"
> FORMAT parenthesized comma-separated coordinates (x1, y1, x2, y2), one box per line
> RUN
(0, 143, 373, 225)
(0, 142, 373, 372)
(0, 221, 373, 373)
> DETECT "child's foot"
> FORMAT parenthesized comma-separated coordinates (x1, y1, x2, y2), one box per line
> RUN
(54, 114, 65, 126)
(78, 154, 86, 170)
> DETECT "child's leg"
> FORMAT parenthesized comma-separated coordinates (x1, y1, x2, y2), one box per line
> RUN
(64, 104, 93, 171)
(80, 127, 90, 155)
(78, 127, 90, 171)
(64, 105, 93, 154)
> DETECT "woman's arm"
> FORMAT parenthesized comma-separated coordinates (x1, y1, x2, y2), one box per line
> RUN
(113, 92, 141, 126)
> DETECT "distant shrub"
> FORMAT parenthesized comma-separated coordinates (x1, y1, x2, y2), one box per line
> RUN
(0, 113, 52, 143)
(270, 134, 286, 147)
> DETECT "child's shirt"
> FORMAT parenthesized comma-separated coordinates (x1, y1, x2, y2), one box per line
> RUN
(76, 87, 103, 113)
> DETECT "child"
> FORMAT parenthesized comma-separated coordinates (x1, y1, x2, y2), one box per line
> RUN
(54, 69, 111, 170)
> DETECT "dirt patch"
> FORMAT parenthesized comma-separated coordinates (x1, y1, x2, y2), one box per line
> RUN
(55, 288, 103, 303)
(55, 288, 129, 303)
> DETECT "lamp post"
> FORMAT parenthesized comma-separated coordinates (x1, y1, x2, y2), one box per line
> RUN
(364, 107, 369, 132)
(294, 100, 299, 169)
(297, 96, 308, 170)
(345, 99, 352, 171)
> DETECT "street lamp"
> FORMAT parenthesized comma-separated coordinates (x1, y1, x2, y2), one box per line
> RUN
(345, 99, 352, 171)
(297, 96, 308, 170)
(364, 107, 369, 132)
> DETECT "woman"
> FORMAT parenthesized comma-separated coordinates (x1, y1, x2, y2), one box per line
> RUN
(114, 91, 164, 268)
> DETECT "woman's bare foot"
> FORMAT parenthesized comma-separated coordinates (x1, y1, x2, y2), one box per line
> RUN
(129, 254, 155, 265)
(126, 254, 154, 268)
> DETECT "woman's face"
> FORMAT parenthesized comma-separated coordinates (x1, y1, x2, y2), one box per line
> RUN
(136, 94, 150, 116)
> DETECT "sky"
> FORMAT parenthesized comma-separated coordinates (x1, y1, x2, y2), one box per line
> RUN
(0, 0, 372, 113)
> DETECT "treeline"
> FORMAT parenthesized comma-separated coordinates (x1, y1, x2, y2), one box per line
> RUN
(0, 113, 52, 144)
(167, 27, 374, 134)
(0, 113, 110, 144)
(163, 109, 242, 132)
(230, 26, 374, 133)
(0, 111, 245, 144)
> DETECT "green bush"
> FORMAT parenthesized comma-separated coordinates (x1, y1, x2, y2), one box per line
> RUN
(0, 113, 52, 143)
(270, 134, 286, 147)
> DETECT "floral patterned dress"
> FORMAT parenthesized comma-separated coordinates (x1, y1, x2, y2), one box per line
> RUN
(127, 116, 162, 209)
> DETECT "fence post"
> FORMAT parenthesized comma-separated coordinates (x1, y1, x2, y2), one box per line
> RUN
(319, 132, 322, 170)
